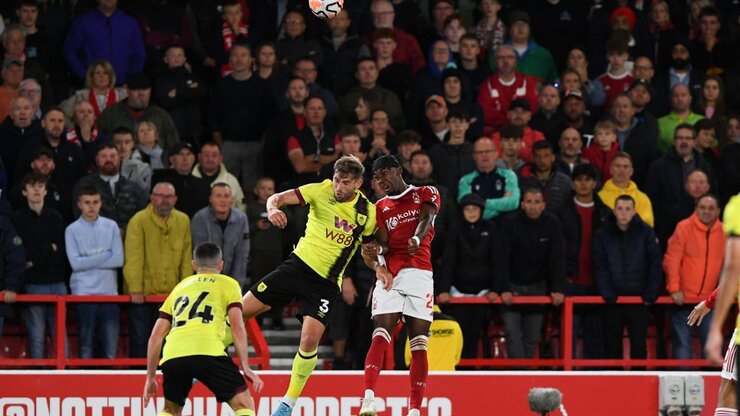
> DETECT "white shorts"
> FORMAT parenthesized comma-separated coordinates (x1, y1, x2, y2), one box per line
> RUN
(721, 329, 738, 381)
(371, 268, 434, 322)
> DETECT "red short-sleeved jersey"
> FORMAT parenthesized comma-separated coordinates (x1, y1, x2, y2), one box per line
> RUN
(376, 185, 440, 276)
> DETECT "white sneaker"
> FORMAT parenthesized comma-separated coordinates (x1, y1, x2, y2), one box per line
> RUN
(359, 398, 377, 416)
(406, 409, 421, 416)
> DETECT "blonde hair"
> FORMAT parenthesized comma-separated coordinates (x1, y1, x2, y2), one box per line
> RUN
(594, 120, 617, 134)
(85, 60, 116, 90)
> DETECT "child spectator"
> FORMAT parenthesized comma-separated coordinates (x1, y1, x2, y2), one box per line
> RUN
(215, 0, 249, 77)
(582, 120, 619, 182)
(598, 35, 633, 109)
(438, 193, 498, 360)
(247, 177, 284, 330)
(65, 186, 123, 359)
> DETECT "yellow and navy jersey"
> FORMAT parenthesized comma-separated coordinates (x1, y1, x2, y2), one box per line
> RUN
(292, 180, 376, 287)
(724, 196, 740, 343)
(726, 195, 740, 237)
(159, 273, 242, 364)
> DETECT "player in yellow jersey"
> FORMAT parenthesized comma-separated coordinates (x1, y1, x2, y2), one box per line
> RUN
(707, 194, 740, 413)
(144, 242, 263, 416)
(241, 155, 377, 416)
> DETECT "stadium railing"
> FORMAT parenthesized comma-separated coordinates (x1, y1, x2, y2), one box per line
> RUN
(385, 295, 715, 370)
(0, 295, 271, 370)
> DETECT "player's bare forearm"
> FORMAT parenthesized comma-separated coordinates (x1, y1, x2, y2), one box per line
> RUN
(267, 189, 300, 211)
(146, 318, 171, 379)
(710, 239, 740, 333)
(228, 307, 250, 369)
(413, 204, 436, 242)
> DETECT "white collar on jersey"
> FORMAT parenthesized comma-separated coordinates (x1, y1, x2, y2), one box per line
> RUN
(383, 184, 417, 200)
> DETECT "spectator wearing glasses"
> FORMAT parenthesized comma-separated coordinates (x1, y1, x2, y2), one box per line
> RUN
(458, 137, 519, 220)
(123, 182, 192, 358)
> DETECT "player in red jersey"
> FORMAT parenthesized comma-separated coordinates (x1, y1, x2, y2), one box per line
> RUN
(358, 155, 439, 416)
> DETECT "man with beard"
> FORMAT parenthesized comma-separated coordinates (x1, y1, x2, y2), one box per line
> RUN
(72, 143, 148, 230)
(555, 127, 588, 176)
(556, 90, 594, 142)
(654, 39, 704, 113)
(96, 74, 179, 151)
(16, 107, 85, 192)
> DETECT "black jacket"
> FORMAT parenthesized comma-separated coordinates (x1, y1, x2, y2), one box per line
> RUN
(557, 195, 611, 281)
(0, 118, 44, 185)
(498, 210, 566, 293)
(153, 65, 207, 141)
(10, 205, 68, 285)
(622, 115, 661, 188)
(319, 35, 370, 97)
(439, 218, 498, 295)
(592, 215, 662, 303)
(72, 174, 148, 228)
(16, 138, 86, 191)
(0, 215, 26, 316)
(644, 148, 717, 249)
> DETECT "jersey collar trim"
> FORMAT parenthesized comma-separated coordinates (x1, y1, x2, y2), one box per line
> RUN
(384, 185, 417, 200)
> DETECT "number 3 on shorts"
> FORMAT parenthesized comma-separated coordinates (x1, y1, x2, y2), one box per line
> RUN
(319, 299, 330, 314)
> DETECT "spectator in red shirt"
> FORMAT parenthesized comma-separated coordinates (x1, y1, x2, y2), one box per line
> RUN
(477, 45, 538, 135)
(365, 0, 425, 74)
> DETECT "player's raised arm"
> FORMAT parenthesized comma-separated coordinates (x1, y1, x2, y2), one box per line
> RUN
(361, 227, 394, 290)
(144, 317, 171, 406)
(228, 306, 264, 393)
(707, 237, 740, 365)
(266, 189, 301, 229)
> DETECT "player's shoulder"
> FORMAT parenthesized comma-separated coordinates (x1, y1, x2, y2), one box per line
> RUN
(298, 179, 332, 198)
(724, 195, 740, 236)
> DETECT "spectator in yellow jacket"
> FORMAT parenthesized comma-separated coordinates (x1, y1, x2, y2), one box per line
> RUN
(124, 182, 192, 358)
(405, 306, 463, 371)
(598, 152, 655, 227)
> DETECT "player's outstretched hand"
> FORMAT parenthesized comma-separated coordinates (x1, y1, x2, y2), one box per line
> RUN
(244, 369, 264, 393)
(143, 377, 158, 407)
(376, 265, 394, 290)
(705, 328, 724, 366)
(687, 301, 710, 326)
(268, 208, 288, 229)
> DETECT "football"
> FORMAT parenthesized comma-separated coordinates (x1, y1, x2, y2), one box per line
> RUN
(309, 0, 344, 19)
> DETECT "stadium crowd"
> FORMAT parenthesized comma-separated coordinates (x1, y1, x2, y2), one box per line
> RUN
(0, 0, 739, 370)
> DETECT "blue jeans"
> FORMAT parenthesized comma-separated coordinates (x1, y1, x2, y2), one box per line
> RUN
(670, 305, 712, 360)
(76, 303, 119, 359)
(24, 283, 69, 358)
(127, 303, 160, 358)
